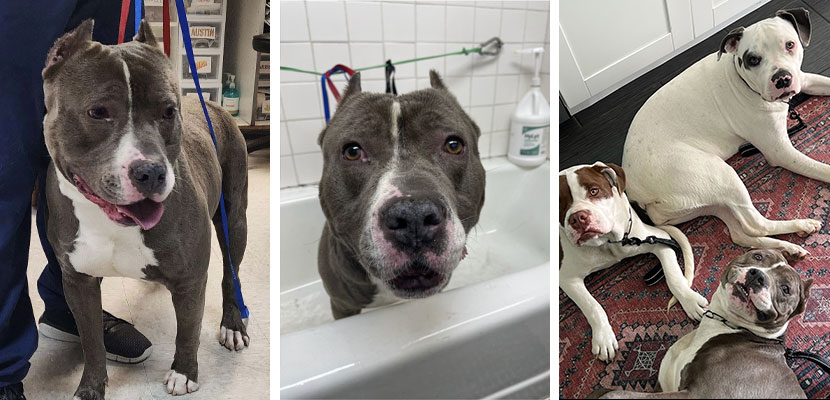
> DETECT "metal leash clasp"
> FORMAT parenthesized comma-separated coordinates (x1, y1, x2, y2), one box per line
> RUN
(479, 37, 503, 56)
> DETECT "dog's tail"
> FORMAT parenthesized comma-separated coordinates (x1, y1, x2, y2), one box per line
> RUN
(656, 225, 695, 311)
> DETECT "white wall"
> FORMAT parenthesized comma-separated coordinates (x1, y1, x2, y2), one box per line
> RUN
(279, 0, 551, 188)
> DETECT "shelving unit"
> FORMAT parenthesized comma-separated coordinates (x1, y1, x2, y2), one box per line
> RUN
(224, 0, 269, 127)
(145, 0, 228, 105)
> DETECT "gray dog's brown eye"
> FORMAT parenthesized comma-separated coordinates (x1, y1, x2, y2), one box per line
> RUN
(343, 144, 363, 161)
(445, 137, 464, 155)
(87, 107, 109, 120)
(753, 253, 763, 261)
(163, 106, 176, 119)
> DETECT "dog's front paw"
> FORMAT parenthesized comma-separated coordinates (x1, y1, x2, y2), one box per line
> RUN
(781, 243, 809, 260)
(678, 291, 708, 321)
(164, 370, 199, 395)
(218, 317, 250, 351)
(796, 219, 822, 237)
(591, 325, 618, 362)
(73, 386, 104, 400)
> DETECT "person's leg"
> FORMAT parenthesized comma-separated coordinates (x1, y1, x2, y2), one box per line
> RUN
(35, 0, 152, 365)
(0, 0, 79, 393)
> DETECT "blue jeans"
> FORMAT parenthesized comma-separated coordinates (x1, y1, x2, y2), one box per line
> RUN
(0, 0, 140, 386)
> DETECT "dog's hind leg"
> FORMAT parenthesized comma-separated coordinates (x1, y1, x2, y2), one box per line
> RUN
(212, 108, 251, 351)
(714, 208, 810, 259)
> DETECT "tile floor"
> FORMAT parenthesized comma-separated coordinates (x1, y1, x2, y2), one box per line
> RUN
(23, 150, 271, 399)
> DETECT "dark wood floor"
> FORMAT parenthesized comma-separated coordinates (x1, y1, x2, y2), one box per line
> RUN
(558, 0, 830, 169)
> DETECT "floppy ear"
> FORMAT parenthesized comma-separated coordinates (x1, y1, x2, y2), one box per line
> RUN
(718, 27, 744, 61)
(339, 72, 362, 104)
(134, 19, 158, 47)
(791, 277, 814, 317)
(597, 163, 626, 193)
(429, 70, 447, 90)
(44, 19, 94, 78)
(776, 8, 811, 46)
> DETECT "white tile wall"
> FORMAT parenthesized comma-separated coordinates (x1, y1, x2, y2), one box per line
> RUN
(279, 0, 551, 188)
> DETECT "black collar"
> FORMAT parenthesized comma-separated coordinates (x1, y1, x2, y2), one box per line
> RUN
(606, 206, 681, 254)
(702, 310, 784, 345)
(703, 310, 830, 377)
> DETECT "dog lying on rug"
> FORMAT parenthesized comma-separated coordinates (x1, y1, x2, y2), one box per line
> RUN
(592, 249, 813, 399)
(622, 8, 827, 259)
(560, 162, 708, 361)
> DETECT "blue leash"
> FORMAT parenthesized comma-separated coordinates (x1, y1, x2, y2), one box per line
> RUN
(171, 0, 249, 319)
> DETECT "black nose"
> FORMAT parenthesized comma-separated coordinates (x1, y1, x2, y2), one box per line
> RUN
(128, 160, 166, 196)
(382, 198, 445, 249)
(772, 69, 793, 89)
(746, 268, 767, 289)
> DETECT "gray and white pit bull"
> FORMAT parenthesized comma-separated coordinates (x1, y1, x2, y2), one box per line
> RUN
(42, 20, 249, 398)
(623, 8, 830, 259)
(560, 162, 707, 361)
(316, 71, 486, 319)
(594, 249, 814, 399)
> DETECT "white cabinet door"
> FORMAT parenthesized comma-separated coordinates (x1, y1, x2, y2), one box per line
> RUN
(559, 0, 768, 113)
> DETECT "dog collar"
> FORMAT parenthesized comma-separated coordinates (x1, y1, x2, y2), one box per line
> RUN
(606, 206, 682, 254)
(703, 310, 830, 376)
(702, 310, 784, 344)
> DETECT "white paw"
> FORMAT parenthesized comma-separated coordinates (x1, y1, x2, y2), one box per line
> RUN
(797, 219, 822, 237)
(782, 243, 809, 260)
(678, 291, 708, 321)
(591, 325, 618, 362)
(163, 370, 199, 395)
(218, 324, 249, 351)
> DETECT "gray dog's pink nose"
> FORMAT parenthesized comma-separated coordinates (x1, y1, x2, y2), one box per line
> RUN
(129, 160, 166, 197)
(382, 198, 445, 249)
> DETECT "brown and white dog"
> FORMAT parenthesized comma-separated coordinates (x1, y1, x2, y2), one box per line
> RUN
(559, 162, 708, 361)
(594, 249, 813, 399)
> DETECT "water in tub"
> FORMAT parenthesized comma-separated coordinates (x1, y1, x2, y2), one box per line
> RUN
(280, 160, 549, 334)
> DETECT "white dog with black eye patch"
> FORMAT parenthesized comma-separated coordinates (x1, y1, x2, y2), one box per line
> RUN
(623, 8, 830, 259)
(560, 162, 708, 361)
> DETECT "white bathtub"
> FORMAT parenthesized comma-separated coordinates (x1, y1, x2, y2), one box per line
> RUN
(279, 157, 550, 399)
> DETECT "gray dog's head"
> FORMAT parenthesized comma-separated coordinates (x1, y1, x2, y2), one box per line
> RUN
(712, 249, 813, 336)
(318, 71, 486, 299)
(718, 8, 812, 102)
(42, 20, 181, 230)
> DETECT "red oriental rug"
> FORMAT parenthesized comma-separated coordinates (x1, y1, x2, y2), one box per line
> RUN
(559, 95, 830, 399)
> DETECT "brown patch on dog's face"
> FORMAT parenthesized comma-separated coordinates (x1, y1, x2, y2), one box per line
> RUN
(574, 167, 614, 200)
(559, 174, 572, 226)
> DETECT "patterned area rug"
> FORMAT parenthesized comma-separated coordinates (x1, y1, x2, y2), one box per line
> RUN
(559, 96, 830, 399)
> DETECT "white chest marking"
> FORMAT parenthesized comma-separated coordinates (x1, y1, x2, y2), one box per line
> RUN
(57, 172, 157, 279)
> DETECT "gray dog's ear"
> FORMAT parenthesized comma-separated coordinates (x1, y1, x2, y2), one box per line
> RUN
(718, 26, 744, 61)
(597, 163, 626, 193)
(776, 8, 811, 47)
(44, 19, 94, 78)
(134, 19, 158, 47)
(791, 277, 814, 317)
(429, 70, 447, 90)
(340, 72, 362, 103)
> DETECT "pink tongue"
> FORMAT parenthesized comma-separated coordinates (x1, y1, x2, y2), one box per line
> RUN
(116, 199, 164, 230)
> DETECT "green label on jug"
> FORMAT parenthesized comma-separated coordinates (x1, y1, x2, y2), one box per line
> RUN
(519, 124, 549, 156)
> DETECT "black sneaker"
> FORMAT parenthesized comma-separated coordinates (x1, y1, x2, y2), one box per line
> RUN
(38, 309, 153, 364)
(0, 383, 25, 400)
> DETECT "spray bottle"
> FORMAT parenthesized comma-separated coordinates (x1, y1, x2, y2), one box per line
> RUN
(222, 74, 240, 117)
(508, 47, 549, 168)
